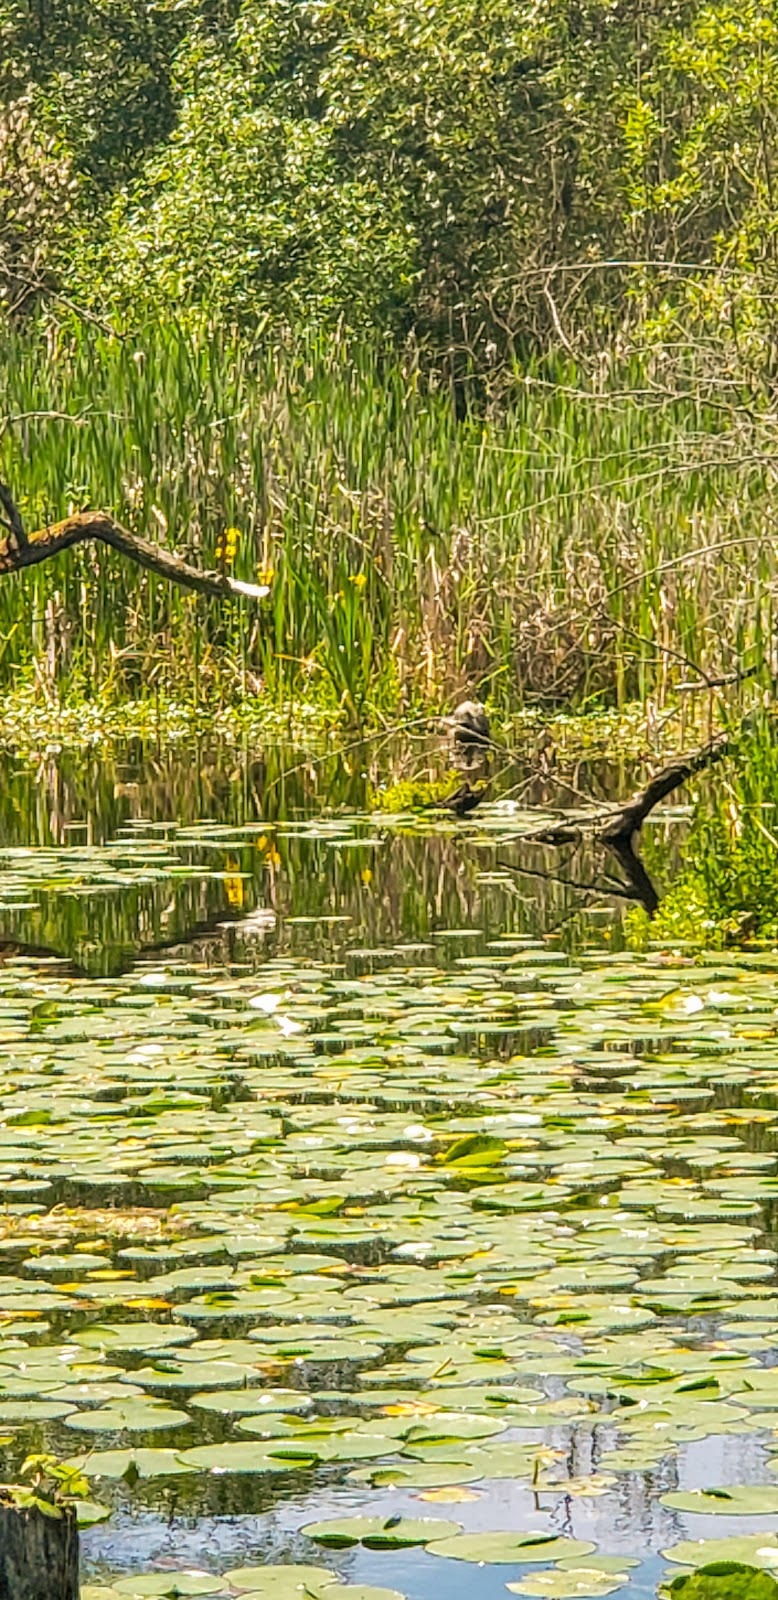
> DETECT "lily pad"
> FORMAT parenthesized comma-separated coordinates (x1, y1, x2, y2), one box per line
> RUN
(302, 1516, 460, 1548)
(112, 1578, 223, 1598)
(221, 1567, 336, 1594)
(426, 1533, 597, 1563)
(506, 1573, 630, 1598)
(661, 1488, 778, 1517)
(663, 1540, 778, 1571)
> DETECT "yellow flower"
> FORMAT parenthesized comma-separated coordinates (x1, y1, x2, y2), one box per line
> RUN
(350, 571, 368, 589)
(360, 867, 372, 886)
(218, 526, 240, 568)
(224, 855, 244, 907)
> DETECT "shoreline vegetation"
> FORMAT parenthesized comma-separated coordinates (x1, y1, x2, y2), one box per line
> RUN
(2, 325, 778, 724)
(2, 0, 778, 955)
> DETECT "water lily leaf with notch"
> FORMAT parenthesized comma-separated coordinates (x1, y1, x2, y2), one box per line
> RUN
(315, 1589, 406, 1600)
(348, 1462, 484, 1488)
(75, 1500, 113, 1526)
(189, 1388, 313, 1416)
(400, 1412, 507, 1442)
(64, 1399, 191, 1433)
(661, 1489, 778, 1516)
(74, 1323, 196, 1354)
(112, 1577, 224, 1597)
(302, 1516, 461, 1548)
(272, 1431, 400, 1462)
(406, 1439, 541, 1478)
(0, 1398, 78, 1421)
(663, 1539, 778, 1571)
(221, 1567, 335, 1596)
(179, 1441, 318, 1473)
(65, 1448, 195, 1480)
(556, 1562, 640, 1576)
(427, 1533, 597, 1563)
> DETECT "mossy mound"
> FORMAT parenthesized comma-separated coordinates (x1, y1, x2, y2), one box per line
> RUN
(664, 1563, 778, 1599)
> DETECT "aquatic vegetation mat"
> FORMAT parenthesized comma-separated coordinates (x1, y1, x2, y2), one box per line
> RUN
(2, 812, 778, 1597)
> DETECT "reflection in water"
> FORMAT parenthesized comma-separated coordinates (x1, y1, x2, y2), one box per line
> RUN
(0, 742, 683, 976)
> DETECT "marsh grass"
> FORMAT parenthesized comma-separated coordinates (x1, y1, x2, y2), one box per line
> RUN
(1, 321, 776, 721)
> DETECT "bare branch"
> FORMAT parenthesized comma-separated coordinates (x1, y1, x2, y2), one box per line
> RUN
(0, 506, 269, 602)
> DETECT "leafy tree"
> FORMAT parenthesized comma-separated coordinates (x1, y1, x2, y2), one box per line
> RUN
(2, 0, 778, 360)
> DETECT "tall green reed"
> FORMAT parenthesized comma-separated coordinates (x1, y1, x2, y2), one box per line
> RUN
(0, 320, 775, 719)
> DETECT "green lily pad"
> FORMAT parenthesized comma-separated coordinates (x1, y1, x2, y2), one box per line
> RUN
(74, 1324, 195, 1354)
(661, 1488, 778, 1516)
(663, 1540, 778, 1571)
(112, 1577, 224, 1597)
(426, 1533, 597, 1563)
(314, 1590, 406, 1600)
(75, 1500, 113, 1526)
(506, 1572, 630, 1598)
(64, 1400, 191, 1433)
(302, 1516, 460, 1548)
(189, 1389, 312, 1416)
(65, 1449, 195, 1480)
(221, 1566, 335, 1594)
(179, 1442, 315, 1474)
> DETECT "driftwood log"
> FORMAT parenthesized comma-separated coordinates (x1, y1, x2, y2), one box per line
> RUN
(0, 1499, 78, 1600)
(0, 481, 268, 602)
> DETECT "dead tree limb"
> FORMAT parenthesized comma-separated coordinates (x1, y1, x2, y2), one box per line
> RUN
(0, 490, 268, 602)
(507, 729, 739, 915)
(0, 480, 27, 551)
(598, 730, 732, 846)
(526, 730, 733, 849)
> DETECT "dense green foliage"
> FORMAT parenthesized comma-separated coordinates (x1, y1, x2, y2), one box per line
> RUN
(1, 0, 777, 357)
(664, 1565, 778, 1600)
(2, 0, 778, 736)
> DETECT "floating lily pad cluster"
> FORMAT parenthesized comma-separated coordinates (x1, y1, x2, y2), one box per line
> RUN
(2, 821, 778, 1596)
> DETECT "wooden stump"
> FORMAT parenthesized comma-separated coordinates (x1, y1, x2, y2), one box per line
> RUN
(0, 1499, 79, 1600)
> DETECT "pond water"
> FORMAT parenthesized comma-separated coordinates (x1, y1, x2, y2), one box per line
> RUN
(1, 743, 778, 1600)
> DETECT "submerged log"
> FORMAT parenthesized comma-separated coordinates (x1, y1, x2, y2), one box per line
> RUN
(0, 1499, 79, 1600)
(0, 481, 268, 603)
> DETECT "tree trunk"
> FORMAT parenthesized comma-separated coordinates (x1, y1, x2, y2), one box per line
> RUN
(0, 1500, 79, 1600)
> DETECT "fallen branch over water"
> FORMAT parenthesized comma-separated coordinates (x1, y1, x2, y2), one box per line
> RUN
(527, 729, 733, 847)
(0, 481, 268, 602)
(491, 729, 739, 916)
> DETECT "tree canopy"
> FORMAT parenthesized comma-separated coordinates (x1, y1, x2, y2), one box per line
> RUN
(0, 0, 776, 363)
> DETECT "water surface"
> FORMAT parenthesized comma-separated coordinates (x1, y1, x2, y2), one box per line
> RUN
(0, 744, 776, 1600)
